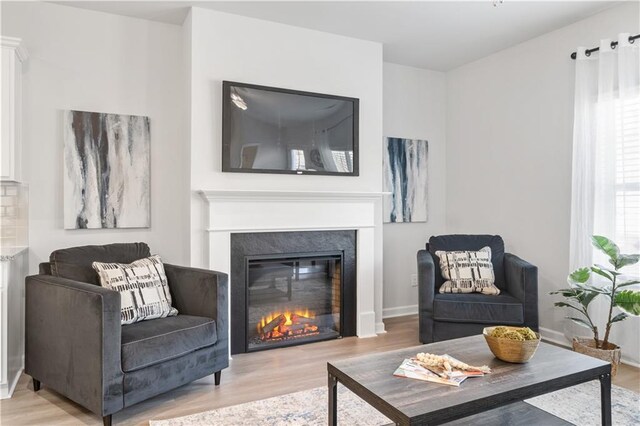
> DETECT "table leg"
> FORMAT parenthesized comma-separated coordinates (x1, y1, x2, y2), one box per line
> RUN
(328, 373, 338, 426)
(599, 373, 612, 426)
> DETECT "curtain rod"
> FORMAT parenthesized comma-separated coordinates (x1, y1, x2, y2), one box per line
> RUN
(570, 34, 640, 59)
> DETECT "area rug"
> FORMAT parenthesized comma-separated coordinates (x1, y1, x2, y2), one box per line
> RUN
(149, 381, 639, 426)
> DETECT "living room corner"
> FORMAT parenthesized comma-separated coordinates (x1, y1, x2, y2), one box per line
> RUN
(0, 1, 638, 425)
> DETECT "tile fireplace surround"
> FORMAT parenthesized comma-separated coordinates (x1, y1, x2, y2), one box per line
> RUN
(199, 190, 386, 350)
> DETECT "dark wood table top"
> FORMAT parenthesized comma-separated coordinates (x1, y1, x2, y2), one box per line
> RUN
(327, 335, 611, 425)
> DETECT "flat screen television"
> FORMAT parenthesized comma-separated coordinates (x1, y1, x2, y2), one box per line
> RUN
(222, 81, 359, 176)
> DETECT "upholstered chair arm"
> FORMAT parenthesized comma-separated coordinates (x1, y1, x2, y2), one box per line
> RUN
(417, 250, 437, 312)
(417, 250, 437, 343)
(504, 253, 539, 331)
(25, 274, 123, 417)
(164, 264, 229, 362)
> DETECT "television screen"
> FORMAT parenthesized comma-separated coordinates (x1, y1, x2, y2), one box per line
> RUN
(222, 81, 359, 176)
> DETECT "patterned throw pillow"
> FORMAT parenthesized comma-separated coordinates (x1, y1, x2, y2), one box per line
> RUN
(92, 255, 178, 325)
(435, 247, 500, 295)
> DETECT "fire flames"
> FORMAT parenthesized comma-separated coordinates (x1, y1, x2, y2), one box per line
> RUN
(257, 308, 319, 341)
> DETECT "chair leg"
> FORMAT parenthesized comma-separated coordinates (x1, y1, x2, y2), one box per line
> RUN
(103, 415, 112, 426)
(32, 378, 41, 392)
(214, 370, 221, 386)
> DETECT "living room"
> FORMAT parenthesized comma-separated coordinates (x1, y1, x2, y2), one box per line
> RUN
(0, 0, 638, 425)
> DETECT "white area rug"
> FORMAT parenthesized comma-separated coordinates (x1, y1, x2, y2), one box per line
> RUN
(150, 381, 640, 426)
(526, 381, 639, 425)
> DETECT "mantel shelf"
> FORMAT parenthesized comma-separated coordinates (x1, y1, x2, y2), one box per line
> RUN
(199, 189, 390, 202)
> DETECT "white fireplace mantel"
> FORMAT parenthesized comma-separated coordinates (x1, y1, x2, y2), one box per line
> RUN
(200, 189, 387, 201)
(199, 189, 386, 338)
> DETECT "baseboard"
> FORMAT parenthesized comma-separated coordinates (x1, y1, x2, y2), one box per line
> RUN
(540, 327, 640, 368)
(382, 304, 418, 319)
(0, 368, 23, 399)
(621, 357, 640, 368)
(539, 327, 570, 347)
(375, 322, 387, 334)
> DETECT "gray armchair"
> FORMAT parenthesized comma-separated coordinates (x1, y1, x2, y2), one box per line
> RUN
(418, 235, 538, 343)
(25, 243, 228, 426)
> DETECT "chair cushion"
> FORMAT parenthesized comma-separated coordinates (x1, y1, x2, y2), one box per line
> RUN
(433, 293, 523, 325)
(50, 242, 151, 285)
(428, 235, 506, 291)
(121, 315, 217, 372)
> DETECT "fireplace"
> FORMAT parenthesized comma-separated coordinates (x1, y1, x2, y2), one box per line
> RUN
(247, 253, 342, 351)
(230, 231, 356, 354)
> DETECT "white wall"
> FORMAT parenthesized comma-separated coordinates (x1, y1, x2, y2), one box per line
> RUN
(382, 63, 447, 317)
(446, 2, 640, 363)
(1, 2, 189, 270)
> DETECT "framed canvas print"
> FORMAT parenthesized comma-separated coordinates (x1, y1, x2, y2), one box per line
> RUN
(63, 110, 150, 229)
(383, 137, 428, 223)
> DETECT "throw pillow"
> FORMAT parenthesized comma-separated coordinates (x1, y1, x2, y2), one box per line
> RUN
(92, 255, 178, 325)
(435, 247, 500, 295)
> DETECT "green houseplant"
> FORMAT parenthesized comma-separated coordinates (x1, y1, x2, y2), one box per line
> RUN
(551, 235, 640, 375)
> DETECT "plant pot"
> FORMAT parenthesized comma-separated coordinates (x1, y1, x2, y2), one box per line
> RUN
(572, 337, 621, 377)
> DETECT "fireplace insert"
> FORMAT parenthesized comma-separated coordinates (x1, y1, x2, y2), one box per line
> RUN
(230, 230, 356, 354)
(246, 252, 343, 352)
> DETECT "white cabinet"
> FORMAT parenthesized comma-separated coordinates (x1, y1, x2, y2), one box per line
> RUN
(1, 37, 27, 182)
(0, 247, 27, 399)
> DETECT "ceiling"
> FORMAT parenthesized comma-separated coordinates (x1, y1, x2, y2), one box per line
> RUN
(51, 1, 622, 71)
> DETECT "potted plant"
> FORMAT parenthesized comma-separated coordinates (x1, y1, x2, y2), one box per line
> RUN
(551, 235, 640, 376)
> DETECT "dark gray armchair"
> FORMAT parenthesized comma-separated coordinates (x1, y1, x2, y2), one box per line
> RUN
(418, 235, 538, 343)
(25, 243, 228, 426)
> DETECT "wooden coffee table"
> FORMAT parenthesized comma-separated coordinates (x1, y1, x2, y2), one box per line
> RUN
(327, 335, 611, 425)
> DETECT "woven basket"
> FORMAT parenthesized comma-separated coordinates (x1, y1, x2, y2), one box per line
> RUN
(572, 337, 620, 377)
(483, 326, 541, 363)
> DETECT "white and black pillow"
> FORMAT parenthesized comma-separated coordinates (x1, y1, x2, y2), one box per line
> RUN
(435, 247, 500, 295)
(92, 255, 178, 325)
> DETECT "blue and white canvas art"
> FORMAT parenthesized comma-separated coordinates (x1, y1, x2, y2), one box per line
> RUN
(383, 137, 428, 223)
(63, 110, 150, 229)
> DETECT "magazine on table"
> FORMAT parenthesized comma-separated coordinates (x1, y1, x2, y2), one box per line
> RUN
(393, 356, 485, 387)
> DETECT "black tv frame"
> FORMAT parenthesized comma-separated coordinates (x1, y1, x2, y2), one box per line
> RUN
(222, 81, 359, 176)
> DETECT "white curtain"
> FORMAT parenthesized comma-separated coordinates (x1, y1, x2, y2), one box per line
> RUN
(569, 34, 640, 364)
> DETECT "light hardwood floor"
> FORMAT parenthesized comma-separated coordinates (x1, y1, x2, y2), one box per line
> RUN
(1, 315, 638, 425)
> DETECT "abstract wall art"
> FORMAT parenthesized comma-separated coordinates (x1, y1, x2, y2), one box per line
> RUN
(63, 110, 150, 229)
(383, 137, 428, 223)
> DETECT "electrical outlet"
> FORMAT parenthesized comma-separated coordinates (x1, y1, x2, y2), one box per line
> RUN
(411, 274, 418, 287)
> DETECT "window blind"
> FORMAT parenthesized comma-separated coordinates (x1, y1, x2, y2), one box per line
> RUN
(614, 95, 640, 272)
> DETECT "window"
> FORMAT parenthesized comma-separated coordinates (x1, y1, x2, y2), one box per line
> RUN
(614, 95, 640, 273)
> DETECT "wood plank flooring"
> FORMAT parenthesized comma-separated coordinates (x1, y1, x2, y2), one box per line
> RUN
(0, 315, 637, 425)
